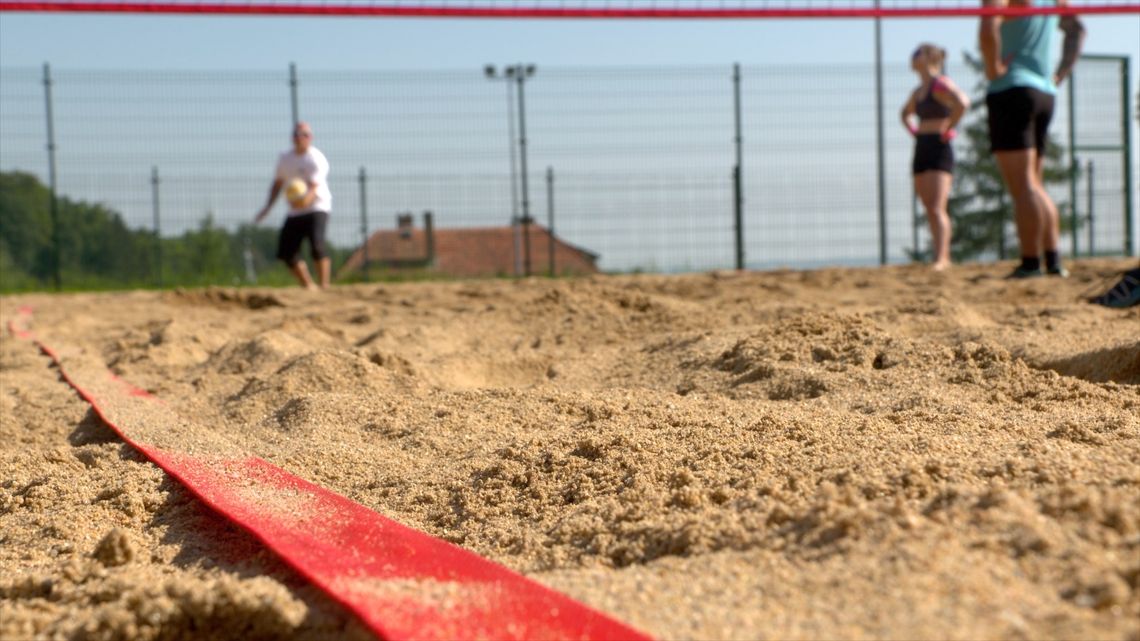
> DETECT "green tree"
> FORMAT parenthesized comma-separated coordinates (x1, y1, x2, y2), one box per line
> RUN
(0, 172, 56, 287)
(1, 171, 340, 291)
(163, 213, 237, 285)
(0, 171, 157, 289)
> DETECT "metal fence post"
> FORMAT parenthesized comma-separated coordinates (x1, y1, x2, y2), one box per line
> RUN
(359, 166, 369, 282)
(546, 166, 555, 277)
(289, 62, 300, 127)
(733, 62, 744, 271)
(874, 4, 888, 266)
(1087, 159, 1095, 256)
(911, 189, 919, 260)
(998, 191, 1007, 260)
(42, 63, 61, 291)
(151, 166, 162, 287)
(1068, 67, 1079, 258)
(1122, 56, 1134, 256)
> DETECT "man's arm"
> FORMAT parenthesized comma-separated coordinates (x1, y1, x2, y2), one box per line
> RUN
(1054, 11, 1086, 87)
(979, 0, 1007, 82)
(255, 179, 283, 223)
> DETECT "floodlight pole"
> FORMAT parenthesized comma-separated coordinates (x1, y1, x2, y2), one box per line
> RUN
(515, 63, 535, 278)
(506, 79, 521, 276)
(486, 63, 538, 277)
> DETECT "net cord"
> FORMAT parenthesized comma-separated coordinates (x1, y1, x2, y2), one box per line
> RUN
(2, 1, 1139, 17)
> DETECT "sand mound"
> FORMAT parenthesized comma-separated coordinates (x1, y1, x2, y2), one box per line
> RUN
(223, 349, 411, 426)
(205, 331, 314, 375)
(1040, 340, 1140, 385)
(166, 287, 286, 311)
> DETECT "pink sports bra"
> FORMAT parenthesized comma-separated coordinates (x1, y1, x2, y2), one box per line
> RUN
(916, 77, 952, 121)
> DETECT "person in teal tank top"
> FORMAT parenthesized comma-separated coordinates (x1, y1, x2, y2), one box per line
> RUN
(989, 1, 1061, 95)
(979, 0, 1085, 279)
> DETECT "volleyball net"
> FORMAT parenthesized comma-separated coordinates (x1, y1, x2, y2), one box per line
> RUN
(1, 0, 1139, 17)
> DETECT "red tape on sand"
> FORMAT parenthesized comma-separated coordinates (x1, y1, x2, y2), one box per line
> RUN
(9, 307, 652, 641)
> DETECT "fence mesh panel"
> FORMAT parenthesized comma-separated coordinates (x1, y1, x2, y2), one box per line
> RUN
(0, 59, 1133, 290)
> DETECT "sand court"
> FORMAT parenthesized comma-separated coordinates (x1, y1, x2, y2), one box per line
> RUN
(2, 259, 1138, 640)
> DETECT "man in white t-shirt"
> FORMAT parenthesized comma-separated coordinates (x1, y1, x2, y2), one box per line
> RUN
(255, 121, 333, 290)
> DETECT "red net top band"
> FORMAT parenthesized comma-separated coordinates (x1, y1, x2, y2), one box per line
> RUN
(2, 0, 1139, 17)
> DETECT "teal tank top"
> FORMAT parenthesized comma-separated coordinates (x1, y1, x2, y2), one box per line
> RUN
(988, 0, 1059, 95)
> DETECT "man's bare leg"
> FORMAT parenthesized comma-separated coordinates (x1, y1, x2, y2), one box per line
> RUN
(316, 257, 332, 289)
(1034, 153, 1065, 274)
(289, 261, 318, 290)
(994, 148, 1046, 268)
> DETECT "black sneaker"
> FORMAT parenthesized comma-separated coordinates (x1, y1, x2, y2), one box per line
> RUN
(1005, 266, 1044, 279)
(1091, 268, 1140, 309)
(1046, 265, 1070, 278)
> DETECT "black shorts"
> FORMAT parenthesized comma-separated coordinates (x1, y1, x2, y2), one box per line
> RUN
(276, 211, 329, 265)
(912, 134, 954, 175)
(986, 86, 1055, 154)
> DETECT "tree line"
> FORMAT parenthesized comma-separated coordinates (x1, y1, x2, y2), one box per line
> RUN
(0, 171, 345, 292)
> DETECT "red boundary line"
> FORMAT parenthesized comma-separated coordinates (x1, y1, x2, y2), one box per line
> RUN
(1, 1, 1139, 16)
(7, 306, 653, 641)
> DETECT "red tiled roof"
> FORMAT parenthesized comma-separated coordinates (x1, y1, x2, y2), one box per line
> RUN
(338, 224, 599, 279)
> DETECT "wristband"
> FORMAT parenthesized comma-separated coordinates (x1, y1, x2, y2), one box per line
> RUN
(941, 128, 957, 143)
(906, 123, 918, 137)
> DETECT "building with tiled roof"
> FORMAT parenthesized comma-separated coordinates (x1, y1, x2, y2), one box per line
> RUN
(338, 213, 600, 279)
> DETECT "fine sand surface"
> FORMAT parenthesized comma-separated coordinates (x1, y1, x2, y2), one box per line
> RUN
(2, 259, 1138, 641)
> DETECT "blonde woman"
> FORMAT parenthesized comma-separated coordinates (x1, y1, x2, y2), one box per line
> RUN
(901, 44, 970, 271)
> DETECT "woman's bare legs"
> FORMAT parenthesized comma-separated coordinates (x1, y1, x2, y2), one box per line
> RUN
(915, 171, 953, 270)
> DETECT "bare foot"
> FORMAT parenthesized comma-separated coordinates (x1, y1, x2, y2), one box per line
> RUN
(931, 261, 951, 272)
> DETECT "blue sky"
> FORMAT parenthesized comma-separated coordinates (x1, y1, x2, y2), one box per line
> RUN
(0, 12, 1136, 73)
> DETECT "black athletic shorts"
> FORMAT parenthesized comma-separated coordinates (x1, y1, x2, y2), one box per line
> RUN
(276, 211, 329, 265)
(912, 134, 954, 175)
(986, 86, 1055, 155)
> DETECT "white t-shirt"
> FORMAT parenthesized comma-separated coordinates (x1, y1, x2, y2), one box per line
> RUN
(275, 146, 332, 216)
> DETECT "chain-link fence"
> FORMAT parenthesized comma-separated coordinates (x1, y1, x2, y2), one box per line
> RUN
(0, 56, 1134, 290)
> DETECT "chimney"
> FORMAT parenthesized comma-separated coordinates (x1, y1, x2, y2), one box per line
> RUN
(424, 211, 435, 264)
(397, 213, 414, 240)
